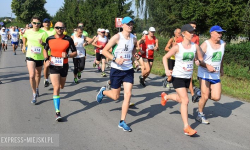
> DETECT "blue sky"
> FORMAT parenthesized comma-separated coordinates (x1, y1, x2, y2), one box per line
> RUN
(0, 0, 64, 18)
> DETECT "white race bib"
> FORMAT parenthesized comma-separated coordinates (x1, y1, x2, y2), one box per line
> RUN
(147, 44, 154, 50)
(77, 50, 84, 57)
(50, 57, 64, 66)
(117, 52, 132, 61)
(100, 50, 103, 54)
(183, 62, 193, 71)
(31, 46, 42, 54)
(214, 65, 220, 72)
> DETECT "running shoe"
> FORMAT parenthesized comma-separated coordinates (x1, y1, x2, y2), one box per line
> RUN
(184, 125, 197, 136)
(44, 80, 50, 87)
(106, 80, 111, 90)
(139, 75, 146, 87)
(192, 87, 201, 103)
(0, 80, 2, 84)
(101, 72, 107, 77)
(118, 121, 132, 132)
(77, 72, 81, 79)
(55, 112, 62, 122)
(36, 89, 39, 97)
(31, 97, 37, 105)
(74, 78, 79, 84)
(96, 87, 106, 103)
(14, 52, 16, 55)
(196, 112, 210, 124)
(129, 102, 135, 107)
(98, 67, 102, 72)
(93, 62, 96, 68)
(161, 92, 168, 106)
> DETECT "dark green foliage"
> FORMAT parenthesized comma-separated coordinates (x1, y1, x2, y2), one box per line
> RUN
(11, 0, 51, 23)
(224, 42, 250, 80)
(53, 0, 133, 35)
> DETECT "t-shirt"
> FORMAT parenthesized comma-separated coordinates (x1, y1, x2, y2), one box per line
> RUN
(41, 28, 56, 36)
(0, 30, 8, 41)
(10, 31, 19, 42)
(23, 29, 48, 60)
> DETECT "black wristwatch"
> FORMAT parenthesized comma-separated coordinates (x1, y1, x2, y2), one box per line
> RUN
(44, 57, 49, 62)
(67, 54, 70, 58)
(112, 57, 116, 62)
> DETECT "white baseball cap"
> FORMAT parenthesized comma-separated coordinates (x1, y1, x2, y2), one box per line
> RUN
(2, 27, 5, 29)
(149, 27, 156, 32)
(97, 28, 101, 32)
(100, 28, 105, 32)
(105, 29, 109, 33)
(142, 30, 148, 35)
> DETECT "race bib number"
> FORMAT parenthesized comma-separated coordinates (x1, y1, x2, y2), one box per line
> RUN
(100, 50, 103, 54)
(117, 52, 132, 61)
(31, 46, 42, 54)
(77, 50, 84, 57)
(147, 44, 154, 50)
(214, 65, 220, 72)
(50, 57, 64, 66)
(183, 62, 193, 71)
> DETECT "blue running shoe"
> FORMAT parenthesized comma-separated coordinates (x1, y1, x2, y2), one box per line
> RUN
(96, 87, 106, 103)
(118, 121, 132, 132)
(31, 98, 36, 105)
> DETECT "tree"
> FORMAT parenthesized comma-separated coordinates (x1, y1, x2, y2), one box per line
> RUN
(11, 0, 51, 23)
(53, 0, 133, 35)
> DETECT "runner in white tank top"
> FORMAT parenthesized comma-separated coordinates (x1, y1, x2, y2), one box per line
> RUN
(196, 25, 226, 125)
(96, 17, 137, 132)
(71, 27, 95, 83)
(161, 24, 203, 136)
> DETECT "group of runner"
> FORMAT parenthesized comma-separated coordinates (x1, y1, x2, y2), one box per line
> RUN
(0, 16, 226, 136)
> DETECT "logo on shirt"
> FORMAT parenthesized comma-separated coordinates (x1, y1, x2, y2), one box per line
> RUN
(183, 52, 194, 62)
(212, 51, 222, 62)
(123, 44, 128, 51)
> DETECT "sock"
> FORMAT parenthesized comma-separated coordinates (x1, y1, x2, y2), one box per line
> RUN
(198, 112, 203, 115)
(45, 79, 48, 81)
(53, 95, 60, 113)
(33, 93, 36, 97)
(36, 88, 39, 91)
(120, 120, 124, 123)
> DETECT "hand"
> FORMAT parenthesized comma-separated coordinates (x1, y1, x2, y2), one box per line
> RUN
(115, 57, 124, 65)
(140, 50, 144, 54)
(45, 60, 50, 67)
(38, 39, 43, 45)
(206, 64, 215, 72)
(22, 47, 26, 53)
(195, 60, 200, 66)
(74, 42, 78, 46)
(165, 70, 172, 77)
(98, 45, 103, 48)
(154, 47, 158, 51)
(62, 52, 67, 58)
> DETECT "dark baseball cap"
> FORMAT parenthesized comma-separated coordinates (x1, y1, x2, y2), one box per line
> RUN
(43, 18, 50, 22)
(181, 24, 195, 32)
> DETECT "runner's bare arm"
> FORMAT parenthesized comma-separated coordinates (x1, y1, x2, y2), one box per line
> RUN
(22, 37, 26, 51)
(162, 45, 179, 76)
(154, 38, 159, 51)
(102, 34, 119, 60)
(91, 36, 101, 48)
(199, 41, 215, 72)
(132, 37, 137, 56)
(165, 38, 173, 52)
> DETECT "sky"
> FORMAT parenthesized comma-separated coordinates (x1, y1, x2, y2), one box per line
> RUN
(0, 0, 65, 18)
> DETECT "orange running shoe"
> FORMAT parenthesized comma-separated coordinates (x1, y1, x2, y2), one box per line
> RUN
(161, 92, 168, 106)
(184, 125, 197, 136)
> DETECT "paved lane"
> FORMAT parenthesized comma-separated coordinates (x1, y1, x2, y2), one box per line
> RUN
(0, 44, 249, 150)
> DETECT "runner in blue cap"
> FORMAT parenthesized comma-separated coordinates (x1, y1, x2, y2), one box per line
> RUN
(96, 16, 137, 132)
(196, 25, 226, 124)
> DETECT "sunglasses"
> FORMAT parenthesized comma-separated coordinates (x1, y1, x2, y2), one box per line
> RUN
(55, 27, 65, 30)
(216, 32, 223, 34)
(33, 22, 41, 25)
(126, 23, 134, 27)
(187, 31, 195, 34)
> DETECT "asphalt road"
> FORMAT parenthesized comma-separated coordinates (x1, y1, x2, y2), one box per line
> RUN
(0, 43, 250, 150)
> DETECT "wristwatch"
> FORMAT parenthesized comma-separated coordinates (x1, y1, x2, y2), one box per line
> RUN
(44, 57, 49, 62)
(112, 57, 116, 62)
(67, 54, 70, 58)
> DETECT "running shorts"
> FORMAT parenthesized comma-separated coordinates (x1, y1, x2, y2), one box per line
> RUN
(199, 77, 221, 84)
(96, 53, 106, 61)
(19, 39, 23, 44)
(26, 57, 43, 67)
(49, 63, 69, 77)
(110, 68, 134, 89)
(168, 59, 175, 70)
(11, 41, 19, 45)
(172, 77, 191, 89)
(1, 40, 7, 44)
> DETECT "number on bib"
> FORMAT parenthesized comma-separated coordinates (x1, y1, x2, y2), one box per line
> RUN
(50, 57, 64, 66)
(31, 46, 42, 54)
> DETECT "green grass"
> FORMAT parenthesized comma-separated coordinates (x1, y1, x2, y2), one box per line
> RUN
(85, 40, 250, 102)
